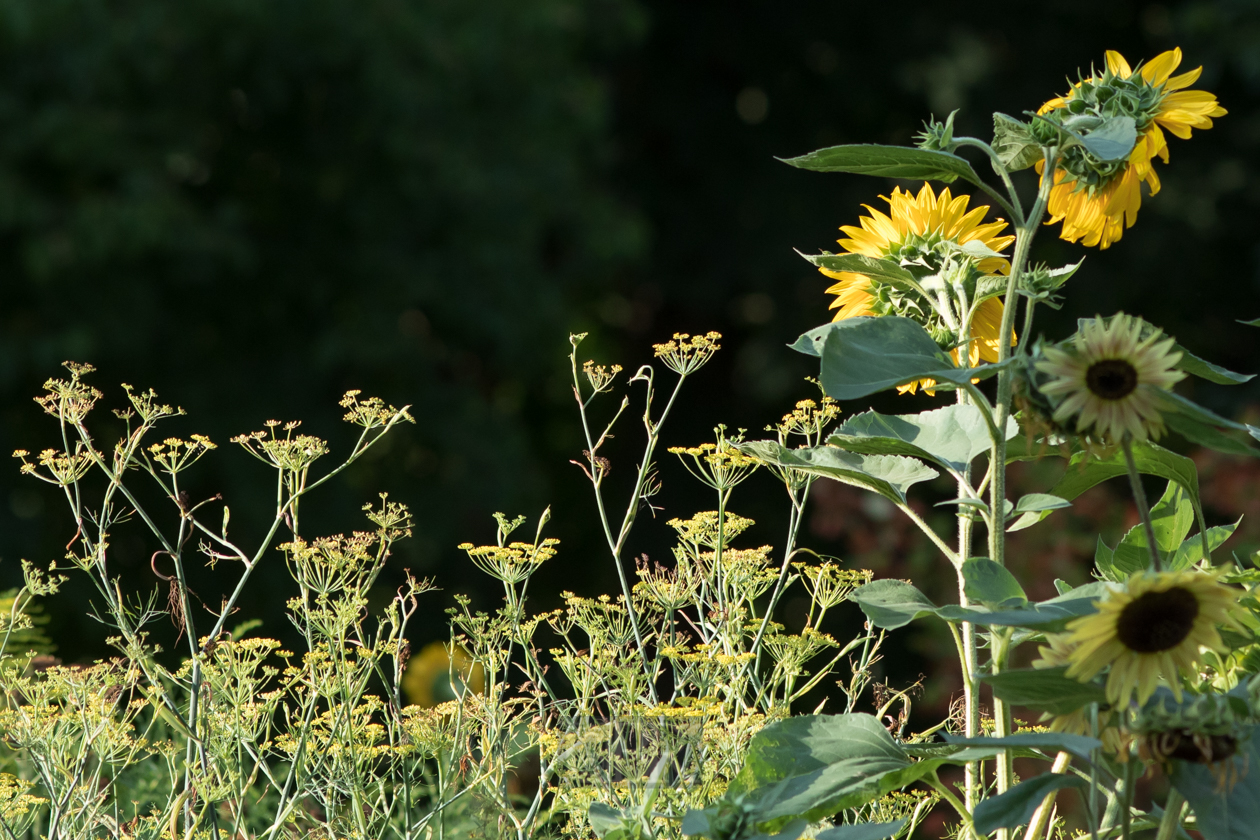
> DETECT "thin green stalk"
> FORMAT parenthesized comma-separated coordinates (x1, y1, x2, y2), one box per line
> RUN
(1154, 789, 1186, 840)
(1021, 752, 1072, 840)
(1119, 757, 1137, 840)
(988, 147, 1058, 567)
(1122, 437, 1163, 571)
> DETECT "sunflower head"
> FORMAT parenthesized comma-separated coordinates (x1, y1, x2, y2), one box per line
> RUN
(1033, 313, 1184, 443)
(1065, 569, 1241, 708)
(1037, 48, 1226, 249)
(820, 182, 1015, 394)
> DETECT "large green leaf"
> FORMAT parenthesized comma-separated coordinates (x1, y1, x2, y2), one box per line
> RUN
(792, 317, 1007, 401)
(1096, 481, 1193, 579)
(962, 558, 1027, 607)
(941, 732, 1102, 761)
(972, 774, 1087, 836)
(1006, 442, 1201, 531)
(849, 579, 1104, 631)
(738, 441, 938, 505)
(779, 144, 981, 185)
(799, 253, 918, 289)
(1155, 391, 1260, 456)
(1169, 519, 1241, 570)
(827, 403, 1016, 476)
(1169, 724, 1260, 840)
(1174, 345, 1254, 385)
(981, 667, 1107, 716)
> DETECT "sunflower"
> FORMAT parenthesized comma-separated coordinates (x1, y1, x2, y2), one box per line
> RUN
(402, 641, 485, 708)
(1064, 569, 1240, 708)
(1036, 48, 1226, 249)
(1034, 313, 1184, 443)
(820, 182, 1015, 394)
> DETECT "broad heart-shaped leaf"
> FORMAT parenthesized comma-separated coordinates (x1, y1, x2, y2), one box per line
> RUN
(972, 774, 1087, 835)
(1170, 723, 1260, 840)
(827, 403, 1017, 476)
(792, 317, 1008, 400)
(1006, 442, 1201, 532)
(1096, 480, 1193, 579)
(738, 441, 938, 505)
(942, 732, 1102, 761)
(798, 252, 918, 289)
(779, 144, 981, 185)
(962, 558, 1027, 607)
(587, 803, 626, 839)
(991, 112, 1043, 171)
(814, 822, 906, 840)
(849, 579, 1103, 631)
(1155, 391, 1260, 456)
(981, 667, 1108, 716)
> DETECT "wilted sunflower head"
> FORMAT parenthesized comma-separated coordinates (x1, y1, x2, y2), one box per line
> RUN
(1065, 569, 1240, 708)
(1033, 313, 1184, 443)
(820, 182, 1015, 394)
(1036, 48, 1226, 249)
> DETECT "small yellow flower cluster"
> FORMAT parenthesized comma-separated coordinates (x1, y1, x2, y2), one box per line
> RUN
(582, 359, 624, 393)
(652, 331, 722, 375)
(339, 389, 414, 429)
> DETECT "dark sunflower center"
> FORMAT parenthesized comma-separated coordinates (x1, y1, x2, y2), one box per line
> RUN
(1085, 359, 1139, 400)
(1116, 586, 1199, 653)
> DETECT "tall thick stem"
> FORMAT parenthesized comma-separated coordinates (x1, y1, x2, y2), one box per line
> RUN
(1122, 437, 1163, 571)
(1154, 789, 1185, 840)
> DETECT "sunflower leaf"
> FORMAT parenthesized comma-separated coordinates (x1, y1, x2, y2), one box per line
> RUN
(1238, 318, 1260, 328)
(941, 732, 1102, 761)
(849, 579, 1103, 631)
(797, 252, 919, 291)
(972, 773, 1089, 836)
(991, 113, 1043, 172)
(827, 403, 1017, 475)
(1006, 442, 1202, 532)
(962, 558, 1027, 607)
(737, 440, 938, 506)
(1169, 518, 1241, 571)
(793, 316, 1010, 400)
(1076, 115, 1138, 162)
(1155, 391, 1260, 456)
(1100, 480, 1196, 579)
(1173, 345, 1255, 385)
(814, 821, 907, 840)
(778, 144, 982, 186)
(981, 667, 1108, 715)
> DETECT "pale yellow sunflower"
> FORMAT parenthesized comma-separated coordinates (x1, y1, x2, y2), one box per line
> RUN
(1036, 48, 1226, 249)
(1034, 314, 1184, 443)
(821, 182, 1015, 394)
(1064, 569, 1240, 708)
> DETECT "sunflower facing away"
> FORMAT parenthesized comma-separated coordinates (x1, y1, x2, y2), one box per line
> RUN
(1034, 313, 1185, 443)
(1065, 569, 1240, 708)
(820, 182, 1015, 393)
(1037, 48, 1226, 249)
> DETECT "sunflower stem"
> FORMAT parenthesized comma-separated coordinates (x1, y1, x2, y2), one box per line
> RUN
(1154, 788, 1185, 840)
(1021, 751, 1072, 840)
(1118, 756, 1137, 840)
(987, 147, 1057, 568)
(953, 136, 1026, 224)
(1121, 437, 1163, 571)
(955, 392, 981, 821)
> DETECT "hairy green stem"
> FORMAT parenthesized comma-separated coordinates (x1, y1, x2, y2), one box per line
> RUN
(1122, 437, 1163, 571)
(1155, 788, 1186, 840)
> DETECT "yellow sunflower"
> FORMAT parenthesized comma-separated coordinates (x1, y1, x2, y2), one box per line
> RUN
(402, 641, 485, 708)
(820, 182, 1015, 394)
(1036, 48, 1226, 249)
(1064, 569, 1240, 708)
(1034, 313, 1184, 443)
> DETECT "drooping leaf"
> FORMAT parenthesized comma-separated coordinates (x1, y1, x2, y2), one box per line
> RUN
(793, 317, 1006, 400)
(1169, 723, 1260, 840)
(1156, 391, 1260, 456)
(991, 113, 1043, 171)
(738, 441, 938, 505)
(1238, 318, 1260, 328)
(1006, 442, 1201, 531)
(814, 821, 907, 840)
(1076, 115, 1137, 161)
(827, 403, 1016, 475)
(981, 667, 1108, 716)
(779, 144, 981, 185)
(972, 774, 1087, 835)
(1173, 345, 1255, 385)
(962, 558, 1027, 607)
(942, 732, 1102, 760)
(1009, 493, 1073, 522)
(798, 252, 918, 289)
(846, 579, 940, 630)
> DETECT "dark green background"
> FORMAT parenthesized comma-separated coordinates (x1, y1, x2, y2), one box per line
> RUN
(2, 0, 1258, 671)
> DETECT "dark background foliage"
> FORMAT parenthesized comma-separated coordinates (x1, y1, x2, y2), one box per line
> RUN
(3, 0, 1259, 708)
